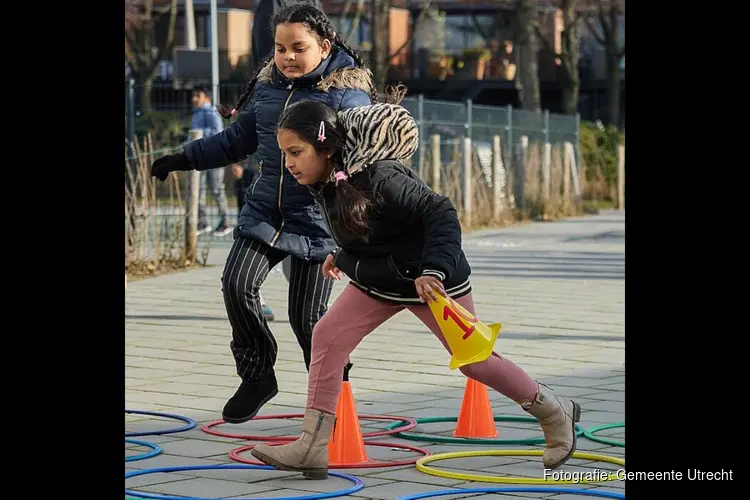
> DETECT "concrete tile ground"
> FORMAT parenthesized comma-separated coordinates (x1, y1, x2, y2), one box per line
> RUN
(126, 211, 625, 499)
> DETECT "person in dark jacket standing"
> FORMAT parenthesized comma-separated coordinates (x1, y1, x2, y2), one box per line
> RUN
(150, 3, 376, 425)
(250, 99, 583, 479)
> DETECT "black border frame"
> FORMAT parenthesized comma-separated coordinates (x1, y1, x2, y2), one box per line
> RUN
(12, 1, 739, 498)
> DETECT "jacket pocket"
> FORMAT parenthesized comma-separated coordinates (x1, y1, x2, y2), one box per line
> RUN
(386, 256, 416, 284)
(351, 255, 414, 289)
(338, 252, 387, 286)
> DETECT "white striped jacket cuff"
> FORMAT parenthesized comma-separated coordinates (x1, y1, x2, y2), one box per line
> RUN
(421, 269, 446, 281)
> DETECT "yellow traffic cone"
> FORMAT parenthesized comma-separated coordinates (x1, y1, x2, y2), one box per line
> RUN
(427, 294, 502, 370)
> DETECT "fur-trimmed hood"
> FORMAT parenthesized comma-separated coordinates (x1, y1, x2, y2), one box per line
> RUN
(332, 103, 419, 180)
(257, 47, 373, 95)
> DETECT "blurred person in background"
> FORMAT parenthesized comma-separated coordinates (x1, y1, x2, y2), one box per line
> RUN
(192, 85, 233, 236)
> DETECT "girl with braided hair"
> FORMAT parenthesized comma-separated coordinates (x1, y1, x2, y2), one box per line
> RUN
(250, 99, 582, 478)
(150, 2, 376, 425)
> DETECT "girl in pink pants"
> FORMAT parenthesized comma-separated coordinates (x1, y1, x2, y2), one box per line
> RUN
(251, 96, 581, 479)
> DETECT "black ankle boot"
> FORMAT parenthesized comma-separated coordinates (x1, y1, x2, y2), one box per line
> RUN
(222, 374, 279, 424)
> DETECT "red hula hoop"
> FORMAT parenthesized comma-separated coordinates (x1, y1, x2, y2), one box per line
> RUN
(228, 439, 431, 469)
(201, 413, 418, 441)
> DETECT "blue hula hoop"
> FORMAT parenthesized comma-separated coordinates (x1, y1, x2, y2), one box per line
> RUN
(125, 438, 163, 462)
(125, 464, 364, 500)
(125, 409, 196, 437)
(397, 487, 624, 500)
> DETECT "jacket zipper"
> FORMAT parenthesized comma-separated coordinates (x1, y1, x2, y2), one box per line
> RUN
(250, 160, 264, 195)
(270, 88, 298, 247)
(319, 195, 342, 246)
(319, 192, 365, 282)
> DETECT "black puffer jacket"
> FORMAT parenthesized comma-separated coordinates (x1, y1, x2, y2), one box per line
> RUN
(308, 104, 471, 304)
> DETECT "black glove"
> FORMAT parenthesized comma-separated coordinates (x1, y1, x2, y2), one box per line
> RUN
(151, 152, 192, 182)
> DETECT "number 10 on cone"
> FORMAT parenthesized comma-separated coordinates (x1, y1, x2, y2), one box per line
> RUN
(428, 295, 502, 370)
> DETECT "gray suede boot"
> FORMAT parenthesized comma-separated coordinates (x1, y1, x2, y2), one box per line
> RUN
(522, 382, 581, 469)
(251, 408, 336, 479)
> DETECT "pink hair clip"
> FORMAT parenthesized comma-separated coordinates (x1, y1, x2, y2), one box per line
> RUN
(334, 170, 348, 186)
(318, 121, 326, 142)
(231, 108, 237, 116)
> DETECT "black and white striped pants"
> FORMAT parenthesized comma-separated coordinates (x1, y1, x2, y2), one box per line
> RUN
(221, 235, 334, 382)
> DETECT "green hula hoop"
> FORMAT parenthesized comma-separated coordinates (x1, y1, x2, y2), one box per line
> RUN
(582, 423, 625, 447)
(384, 415, 584, 445)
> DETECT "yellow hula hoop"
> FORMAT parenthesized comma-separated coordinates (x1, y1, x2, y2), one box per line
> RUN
(416, 449, 625, 485)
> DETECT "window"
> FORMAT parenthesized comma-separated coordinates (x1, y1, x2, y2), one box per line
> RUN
(329, 15, 370, 46)
(422, 13, 502, 54)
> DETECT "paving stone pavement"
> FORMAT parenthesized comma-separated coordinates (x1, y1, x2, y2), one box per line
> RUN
(126, 210, 625, 499)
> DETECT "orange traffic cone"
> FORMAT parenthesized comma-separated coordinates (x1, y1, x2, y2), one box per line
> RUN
(453, 378, 498, 438)
(329, 363, 368, 465)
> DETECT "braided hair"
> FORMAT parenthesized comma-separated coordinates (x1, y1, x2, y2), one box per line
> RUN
(215, 3, 379, 120)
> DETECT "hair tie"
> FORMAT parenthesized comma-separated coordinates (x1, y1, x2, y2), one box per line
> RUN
(334, 170, 348, 186)
(230, 108, 237, 116)
(318, 121, 326, 142)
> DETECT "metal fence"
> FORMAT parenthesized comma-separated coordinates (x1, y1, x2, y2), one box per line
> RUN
(398, 94, 579, 182)
(124, 81, 580, 150)
(125, 81, 581, 246)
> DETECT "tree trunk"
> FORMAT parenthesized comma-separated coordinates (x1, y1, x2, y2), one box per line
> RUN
(370, 0, 391, 95)
(606, 50, 620, 127)
(561, 74, 579, 115)
(605, 5, 622, 127)
(138, 74, 154, 114)
(516, 0, 540, 111)
(582, 2, 625, 127)
(559, 0, 581, 115)
(125, 0, 178, 115)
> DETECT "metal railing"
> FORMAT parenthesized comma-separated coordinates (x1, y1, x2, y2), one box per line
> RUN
(125, 81, 581, 248)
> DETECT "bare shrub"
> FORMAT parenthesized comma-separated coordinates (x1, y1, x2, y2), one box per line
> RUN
(125, 135, 209, 281)
(421, 136, 592, 230)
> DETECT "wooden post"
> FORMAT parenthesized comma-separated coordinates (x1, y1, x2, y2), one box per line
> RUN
(431, 134, 441, 194)
(562, 143, 571, 201)
(542, 142, 551, 202)
(569, 143, 581, 199)
(564, 141, 581, 200)
(517, 135, 528, 210)
(492, 135, 503, 220)
(463, 137, 472, 227)
(617, 143, 625, 210)
(185, 129, 203, 263)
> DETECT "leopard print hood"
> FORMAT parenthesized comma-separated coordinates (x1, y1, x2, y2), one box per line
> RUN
(332, 103, 419, 181)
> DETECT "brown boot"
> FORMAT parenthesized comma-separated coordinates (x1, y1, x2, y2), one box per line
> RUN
(251, 408, 336, 480)
(522, 382, 581, 469)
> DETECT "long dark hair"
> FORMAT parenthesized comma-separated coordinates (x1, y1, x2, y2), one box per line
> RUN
(278, 99, 375, 241)
(216, 3, 376, 119)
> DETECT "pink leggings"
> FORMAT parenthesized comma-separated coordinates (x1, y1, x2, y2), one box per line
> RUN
(306, 284, 539, 414)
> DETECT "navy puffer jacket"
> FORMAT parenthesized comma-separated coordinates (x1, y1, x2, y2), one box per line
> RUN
(183, 48, 373, 262)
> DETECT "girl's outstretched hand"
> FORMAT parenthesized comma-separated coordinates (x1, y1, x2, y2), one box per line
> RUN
(151, 153, 191, 182)
(322, 254, 342, 280)
(415, 275, 446, 303)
